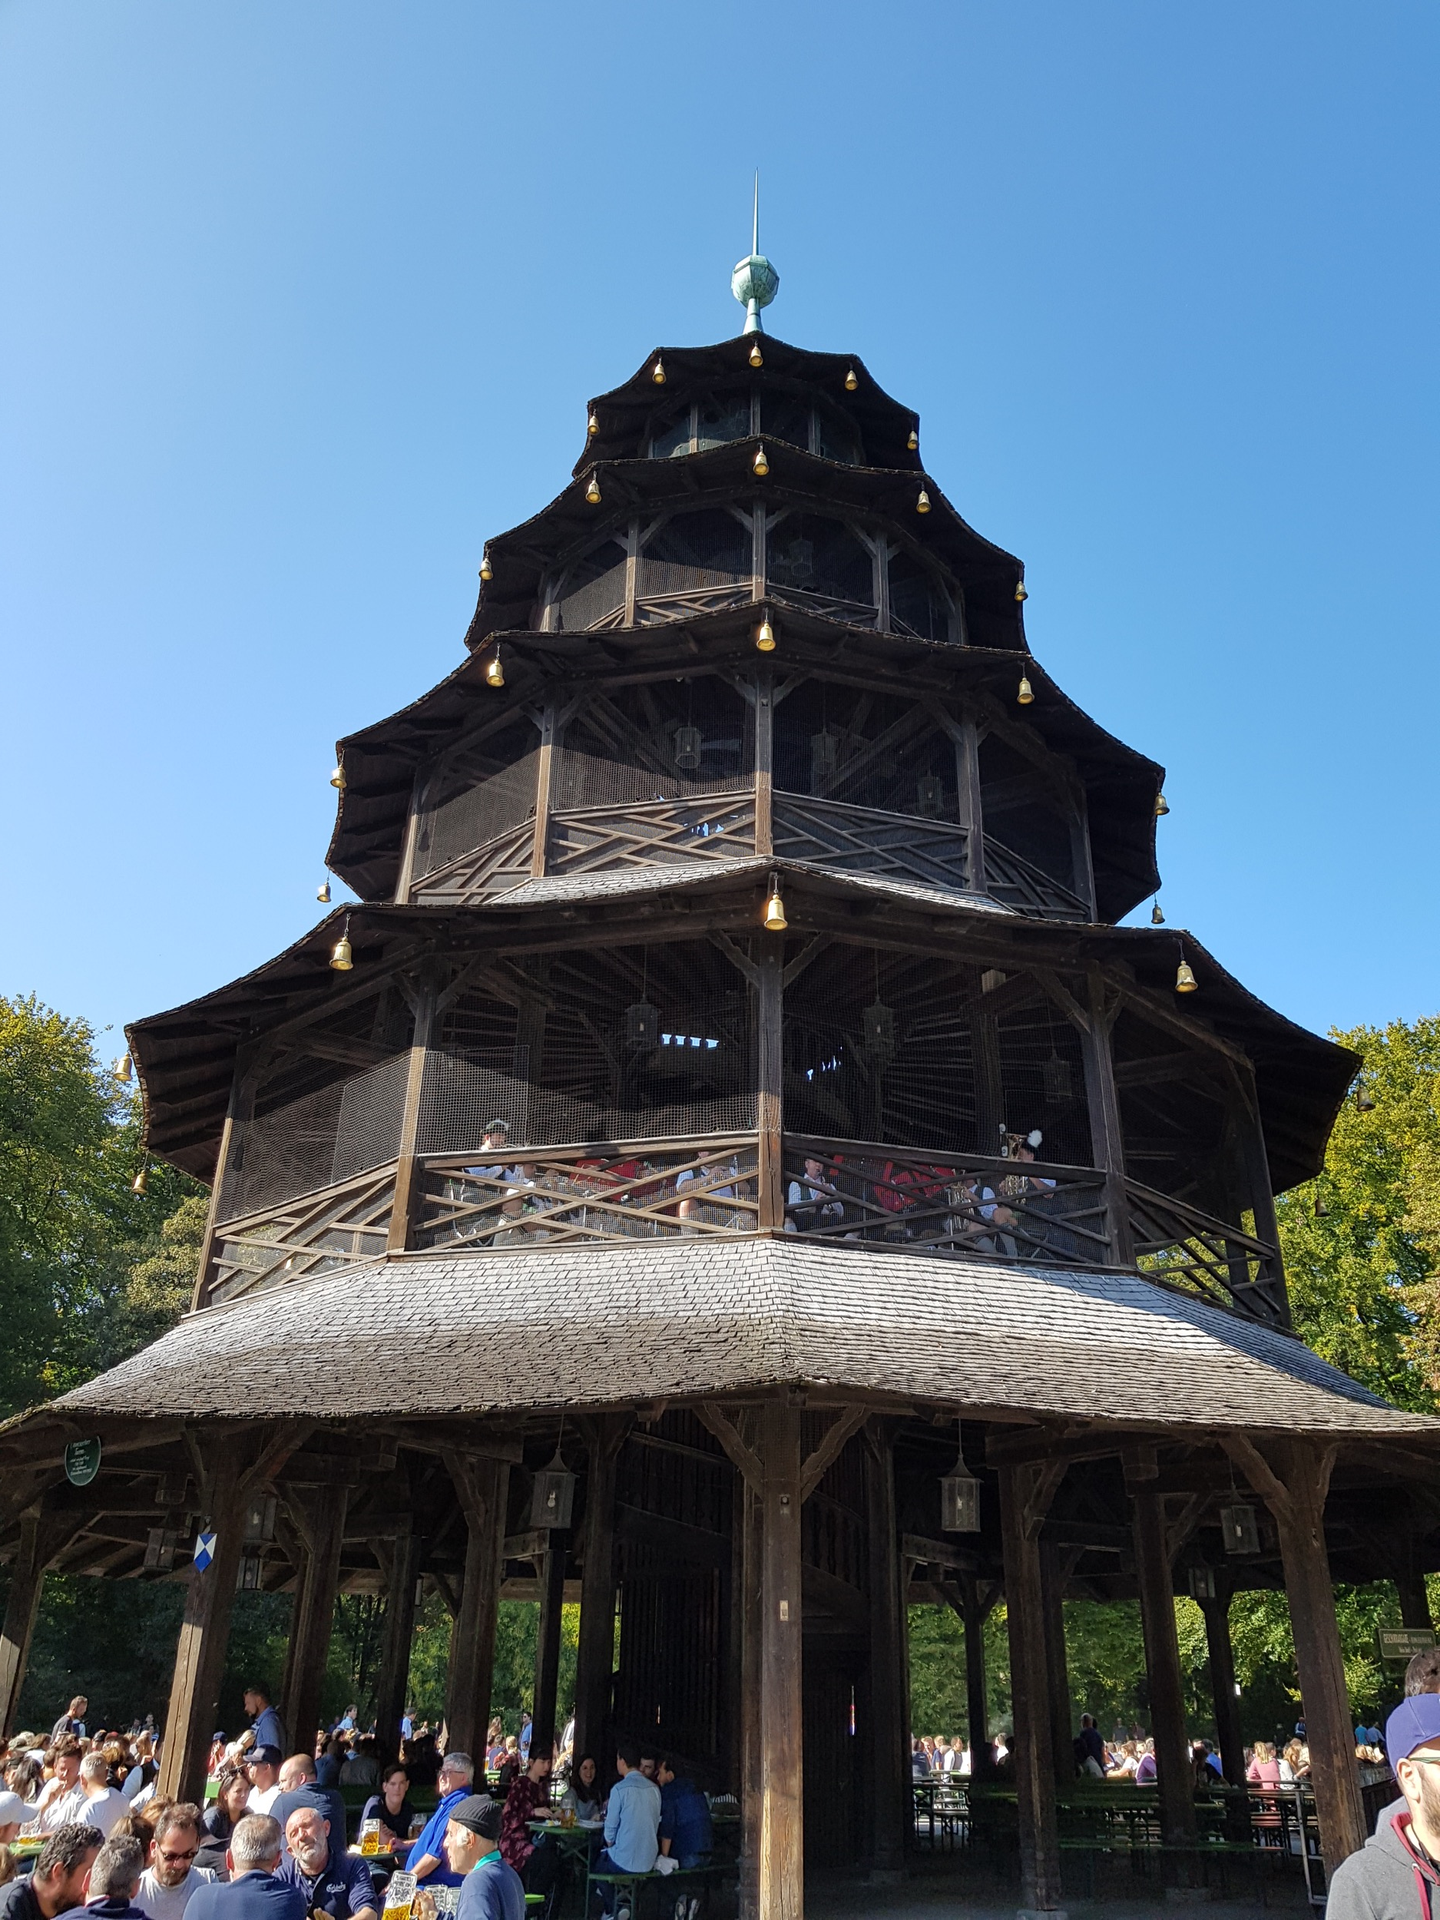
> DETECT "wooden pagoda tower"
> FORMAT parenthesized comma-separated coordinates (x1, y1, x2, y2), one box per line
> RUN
(5, 250, 1440, 1919)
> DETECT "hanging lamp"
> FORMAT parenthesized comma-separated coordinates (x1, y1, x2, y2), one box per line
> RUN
(763, 874, 787, 930)
(940, 1420, 981, 1532)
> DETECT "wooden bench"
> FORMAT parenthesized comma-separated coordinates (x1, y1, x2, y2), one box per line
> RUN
(1059, 1836, 1278, 1904)
(585, 1861, 729, 1918)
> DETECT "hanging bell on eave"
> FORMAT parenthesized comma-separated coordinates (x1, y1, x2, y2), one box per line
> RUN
(480, 552, 493, 582)
(652, 358, 666, 385)
(753, 444, 770, 477)
(763, 875, 787, 930)
(1150, 899, 1165, 925)
(1175, 957, 1198, 993)
(1355, 1080, 1376, 1113)
(330, 763, 346, 792)
(755, 614, 776, 653)
(907, 427, 919, 452)
(587, 410, 599, 437)
(585, 474, 602, 506)
(316, 879, 331, 904)
(1017, 668, 1034, 705)
(132, 1164, 149, 1196)
(1015, 578, 1029, 603)
(941, 1421, 981, 1533)
(916, 487, 931, 513)
(749, 340, 763, 368)
(1314, 1190, 1329, 1218)
(486, 648, 505, 688)
(113, 1053, 133, 1083)
(1155, 792, 1170, 817)
(844, 367, 859, 391)
(330, 919, 354, 972)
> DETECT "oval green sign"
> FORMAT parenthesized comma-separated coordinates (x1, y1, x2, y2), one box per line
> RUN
(64, 1438, 102, 1487)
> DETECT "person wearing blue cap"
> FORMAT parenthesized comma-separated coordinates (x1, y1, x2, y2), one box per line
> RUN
(1327, 1695, 1440, 1917)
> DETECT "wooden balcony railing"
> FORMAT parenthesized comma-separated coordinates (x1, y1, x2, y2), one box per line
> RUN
(210, 1164, 397, 1303)
(1125, 1177, 1288, 1324)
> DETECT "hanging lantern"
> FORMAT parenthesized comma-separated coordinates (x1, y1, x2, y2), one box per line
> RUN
(1155, 792, 1170, 817)
(486, 649, 505, 688)
(1355, 1080, 1376, 1113)
(863, 999, 896, 1063)
(480, 553, 493, 582)
(941, 1422, 981, 1533)
(916, 488, 931, 513)
(1175, 957, 1198, 994)
(330, 919, 354, 972)
(530, 1445, 577, 1529)
(810, 731, 838, 786)
(113, 1053, 133, 1084)
(1220, 1503, 1261, 1556)
(652, 358, 666, 385)
(330, 763, 346, 792)
(1042, 1051, 1073, 1104)
(1017, 669, 1034, 705)
(144, 1527, 179, 1572)
(243, 1495, 278, 1545)
(756, 614, 776, 652)
(844, 367, 859, 392)
(1015, 578, 1029, 603)
(674, 725, 703, 772)
(316, 880, 331, 904)
(763, 875, 787, 931)
(585, 474, 602, 506)
(907, 427, 919, 452)
(916, 773, 943, 817)
(1150, 899, 1165, 925)
(131, 1165, 149, 1196)
(1187, 1565, 1217, 1601)
(625, 1000, 660, 1048)
(587, 410, 599, 437)
(749, 340, 763, 368)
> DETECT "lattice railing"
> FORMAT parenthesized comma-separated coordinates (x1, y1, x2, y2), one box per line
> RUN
(983, 840, 1090, 921)
(412, 1139, 761, 1250)
(409, 821, 536, 903)
(1126, 1178, 1287, 1324)
(545, 794, 757, 875)
(632, 584, 755, 625)
(782, 1136, 1113, 1267)
(209, 1164, 397, 1303)
(773, 794, 972, 892)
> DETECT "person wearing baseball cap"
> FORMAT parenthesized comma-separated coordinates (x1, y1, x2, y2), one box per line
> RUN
(1328, 1695, 1440, 1917)
(0, 1789, 28, 1845)
(414, 1798, 522, 1920)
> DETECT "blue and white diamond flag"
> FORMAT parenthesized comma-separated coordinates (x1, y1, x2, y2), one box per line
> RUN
(193, 1531, 217, 1571)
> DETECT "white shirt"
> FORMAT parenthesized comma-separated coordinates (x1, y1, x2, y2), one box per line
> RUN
(35, 1782, 87, 1832)
(137, 1866, 217, 1920)
(81, 1787, 133, 1837)
(247, 1784, 281, 1815)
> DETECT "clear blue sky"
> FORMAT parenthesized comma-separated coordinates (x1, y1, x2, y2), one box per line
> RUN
(3, 1, 1436, 1053)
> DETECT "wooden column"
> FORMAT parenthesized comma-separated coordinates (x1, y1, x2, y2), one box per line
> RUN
(944, 714, 986, 894)
(192, 1058, 260, 1310)
(1224, 1438, 1365, 1877)
(739, 1478, 763, 1920)
(373, 1521, 419, 1763)
(754, 668, 775, 859)
(971, 1002, 1005, 1154)
(961, 1577, 994, 1780)
(530, 1531, 568, 1760)
(158, 1453, 248, 1803)
(1227, 1059, 1290, 1324)
(0, 1513, 47, 1738)
(1397, 1571, 1434, 1633)
(1066, 793, 1097, 921)
(863, 1424, 906, 1879)
(529, 701, 559, 878)
(1198, 1586, 1246, 1796)
(1128, 1463, 1196, 1849)
(282, 1484, 350, 1761)
(996, 1460, 1066, 1916)
(445, 1454, 510, 1759)
(756, 943, 784, 1232)
(1039, 1545, 1073, 1790)
(393, 767, 426, 906)
(387, 981, 438, 1254)
(758, 1401, 803, 1920)
(1079, 967, 1135, 1267)
(574, 1417, 626, 1767)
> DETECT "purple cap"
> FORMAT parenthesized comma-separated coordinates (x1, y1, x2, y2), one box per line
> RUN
(1387, 1694, 1440, 1766)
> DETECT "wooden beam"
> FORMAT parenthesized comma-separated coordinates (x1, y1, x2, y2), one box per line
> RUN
(530, 1528, 568, 1759)
(282, 1483, 350, 1758)
(443, 1453, 509, 1758)
(1199, 1586, 1246, 1802)
(156, 1451, 246, 1803)
(863, 1421, 906, 1878)
(1129, 1469, 1197, 1848)
(997, 1459, 1066, 1913)
(695, 1404, 764, 1491)
(799, 1406, 869, 1503)
(1081, 964, 1135, 1267)
(573, 1414, 627, 1767)
(756, 944, 784, 1232)
(387, 978, 437, 1254)
(757, 1401, 803, 1920)
(372, 1512, 418, 1764)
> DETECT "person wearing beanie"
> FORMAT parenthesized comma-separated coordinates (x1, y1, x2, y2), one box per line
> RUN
(1328, 1695, 1440, 1918)
(415, 1798, 521, 1920)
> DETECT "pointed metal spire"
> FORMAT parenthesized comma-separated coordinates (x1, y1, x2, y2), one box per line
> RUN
(731, 170, 779, 336)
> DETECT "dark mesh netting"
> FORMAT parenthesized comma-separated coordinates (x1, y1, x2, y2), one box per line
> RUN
(815, 407, 861, 465)
(651, 412, 692, 460)
(762, 394, 812, 452)
(638, 509, 752, 601)
(979, 733, 1081, 895)
(552, 677, 753, 811)
(772, 679, 959, 820)
(557, 538, 629, 631)
(696, 391, 752, 449)
(413, 715, 541, 879)
(766, 511, 875, 617)
(888, 549, 946, 641)
(221, 1051, 411, 1220)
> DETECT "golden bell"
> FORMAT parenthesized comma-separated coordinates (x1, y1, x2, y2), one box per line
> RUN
(132, 1166, 149, 1196)
(917, 488, 931, 513)
(756, 615, 776, 652)
(652, 358, 666, 385)
(749, 340, 763, 368)
(907, 428, 919, 452)
(480, 554, 493, 582)
(1155, 792, 1170, 817)
(844, 367, 859, 392)
(1015, 579, 1029, 602)
(587, 410, 599, 437)
(1175, 959, 1198, 993)
(113, 1053, 133, 1083)
(1150, 900, 1165, 925)
(317, 880, 331, 904)
(764, 881, 787, 930)
(486, 650, 505, 688)
(586, 475, 602, 505)
(330, 933, 354, 972)
(1314, 1191, 1329, 1219)
(753, 444, 769, 477)
(1017, 671, 1034, 705)
(330, 764, 346, 792)
(1356, 1082, 1376, 1113)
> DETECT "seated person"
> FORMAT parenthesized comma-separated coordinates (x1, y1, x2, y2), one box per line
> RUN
(277, 1806, 377, 1920)
(559, 1756, 602, 1823)
(675, 1152, 746, 1230)
(655, 1757, 711, 1870)
(785, 1158, 843, 1232)
(415, 1797, 522, 1920)
(594, 1744, 660, 1913)
(197, 1769, 252, 1879)
(359, 1766, 416, 1850)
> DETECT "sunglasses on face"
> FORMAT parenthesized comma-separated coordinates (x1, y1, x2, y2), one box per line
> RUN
(158, 1849, 198, 1865)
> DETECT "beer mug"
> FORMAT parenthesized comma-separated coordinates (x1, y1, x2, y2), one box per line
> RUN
(360, 1819, 382, 1857)
(381, 1870, 416, 1920)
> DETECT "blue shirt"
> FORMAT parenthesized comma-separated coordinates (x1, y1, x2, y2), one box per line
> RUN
(272, 1787, 350, 1858)
(658, 1777, 712, 1864)
(279, 1845, 377, 1920)
(457, 1854, 524, 1920)
(405, 1787, 469, 1886)
(187, 1872, 308, 1920)
(250, 1707, 287, 1754)
(603, 1770, 661, 1874)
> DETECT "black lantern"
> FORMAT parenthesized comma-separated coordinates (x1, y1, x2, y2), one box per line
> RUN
(626, 1001, 660, 1048)
(243, 1495, 277, 1545)
(940, 1422, 981, 1533)
(144, 1527, 179, 1572)
(810, 731, 839, 789)
(237, 1550, 265, 1592)
(1187, 1565, 1216, 1601)
(530, 1447, 577, 1530)
(1220, 1503, 1260, 1555)
(864, 1000, 896, 1063)
(915, 774, 943, 818)
(674, 726, 703, 772)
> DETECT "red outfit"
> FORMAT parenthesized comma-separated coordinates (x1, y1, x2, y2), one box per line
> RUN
(499, 1771, 547, 1871)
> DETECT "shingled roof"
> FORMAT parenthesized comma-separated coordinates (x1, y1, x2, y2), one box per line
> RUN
(52, 1238, 1439, 1441)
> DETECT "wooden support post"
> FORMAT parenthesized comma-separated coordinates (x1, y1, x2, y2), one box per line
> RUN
(758, 1401, 803, 1920)
(739, 1477, 763, 1920)
(192, 1059, 259, 1310)
(387, 981, 437, 1254)
(961, 1578, 995, 1780)
(374, 1522, 419, 1764)
(1128, 1464, 1196, 1850)
(158, 1454, 247, 1803)
(282, 1484, 349, 1762)
(530, 702, 558, 878)
(1223, 1437, 1365, 1877)
(1066, 794, 1097, 922)
(530, 1531, 568, 1761)
(1397, 1571, 1434, 1633)
(756, 944, 784, 1232)
(1227, 1059, 1290, 1324)
(0, 1514, 46, 1738)
(1199, 1585, 1246, 1801)
(755, 668, 775, 858)
(863, 1422, 906, 1879)
(574, 1417, 626, 1767)
(1039, 1545, 1073, 1791)
(1079, 967, 1135, 1267)
(997, 1460, 1067, 1917)
(445, 1454, 510, 1759)
(393, 767, 426, 906)
(948, 716, 986, 894)
(972, 1003, 1005, 1155)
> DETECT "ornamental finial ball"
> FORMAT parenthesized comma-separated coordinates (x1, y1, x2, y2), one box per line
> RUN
(732, 253, 779, 336)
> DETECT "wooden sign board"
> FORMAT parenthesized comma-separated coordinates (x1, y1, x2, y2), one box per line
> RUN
(1379, 1627, 1436, 1663)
